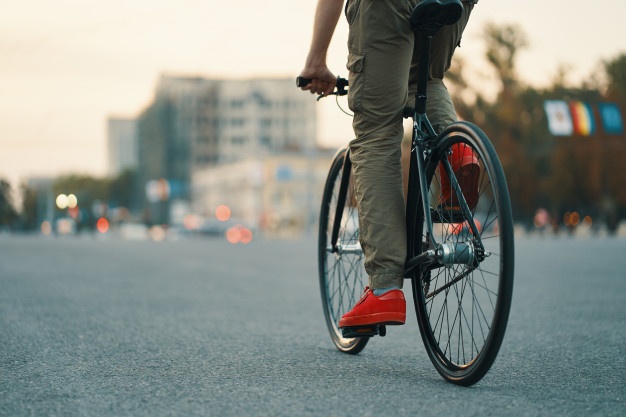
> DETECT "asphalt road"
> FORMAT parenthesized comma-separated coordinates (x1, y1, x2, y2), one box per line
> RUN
(1, 233, 625, 417)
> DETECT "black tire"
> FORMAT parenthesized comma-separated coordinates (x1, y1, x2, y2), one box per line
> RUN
(318, 148, 369, 354)
(410, 122, 514, 385)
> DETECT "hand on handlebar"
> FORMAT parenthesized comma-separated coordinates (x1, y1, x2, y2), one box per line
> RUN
(297, 66, 337, 96)
(296, 76, 348, 100)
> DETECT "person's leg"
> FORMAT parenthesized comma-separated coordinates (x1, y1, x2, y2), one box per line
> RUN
(408, 2, 474, 133)
(407, 3, 479, 210)
(346, 0, 418, 292)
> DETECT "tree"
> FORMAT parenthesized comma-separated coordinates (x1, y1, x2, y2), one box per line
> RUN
(477, 23, 537, 221)
(483, 22, 528, 96)
(19, 183, 39, 231)
(604, 53, 626, 101)
(0, 179, 18, 229)
(600, 53, 626, 230)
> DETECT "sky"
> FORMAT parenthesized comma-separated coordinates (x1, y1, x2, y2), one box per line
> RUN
(1, 0, 625, 187)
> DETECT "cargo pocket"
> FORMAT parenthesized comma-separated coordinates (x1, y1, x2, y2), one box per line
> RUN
(346, 52, 365, 113)
(345, 0, 362, 26)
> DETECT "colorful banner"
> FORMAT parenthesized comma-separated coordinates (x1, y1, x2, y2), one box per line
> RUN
(598, 103, 624, 135)
(544, 100, 573, 136)
(544, 101, 624, 137)
(568, 101, 596, 136)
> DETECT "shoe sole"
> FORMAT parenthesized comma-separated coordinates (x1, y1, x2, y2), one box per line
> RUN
(339, 312, 406, 328)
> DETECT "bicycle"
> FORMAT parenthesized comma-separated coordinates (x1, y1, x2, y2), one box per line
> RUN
(297, 0, 514, 386)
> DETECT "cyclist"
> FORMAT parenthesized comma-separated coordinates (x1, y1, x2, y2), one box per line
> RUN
(299, 0, 478, 330)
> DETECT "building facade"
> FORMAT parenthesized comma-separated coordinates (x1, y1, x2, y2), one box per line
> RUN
(107, 118, 138, 176)
(191, 151, 335, 238)
(135, 75, 317, 224)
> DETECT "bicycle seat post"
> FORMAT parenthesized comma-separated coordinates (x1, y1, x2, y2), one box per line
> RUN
(410, 0, 464, 116)
(414, 30, 434, 116)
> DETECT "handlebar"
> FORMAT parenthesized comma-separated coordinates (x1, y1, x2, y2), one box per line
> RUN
(295, 76, 313, 88)
(296, 76, 349, 99)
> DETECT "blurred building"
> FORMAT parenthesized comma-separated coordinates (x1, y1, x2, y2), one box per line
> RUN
(135, 74, 317, 224)
(191, 151, 335, 238)
(217, 79, 317, 161)
(107, 118, 138, 175)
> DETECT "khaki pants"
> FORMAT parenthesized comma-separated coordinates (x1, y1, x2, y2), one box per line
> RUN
(346, 0, 473, 289)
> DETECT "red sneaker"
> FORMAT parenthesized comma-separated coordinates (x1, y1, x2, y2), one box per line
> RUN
(339, 287, 406, 328)
(439, 142, 480, 210)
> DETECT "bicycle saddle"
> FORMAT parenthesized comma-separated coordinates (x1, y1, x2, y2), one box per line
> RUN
(410, 0, 463, 32)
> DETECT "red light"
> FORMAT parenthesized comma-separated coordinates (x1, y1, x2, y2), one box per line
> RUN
(225, 226, 241, 244)
(68, 206, 79, 219)
(216, 205, 231, 222)
(96, 218, 110, 234)
(239, 227, 253, 244)
(225, 225, 253, 244)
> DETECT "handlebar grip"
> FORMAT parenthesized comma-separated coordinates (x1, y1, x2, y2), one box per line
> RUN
(296, 77, 312, 88)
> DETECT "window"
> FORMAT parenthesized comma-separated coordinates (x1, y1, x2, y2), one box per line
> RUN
(231, 99, 244, 108)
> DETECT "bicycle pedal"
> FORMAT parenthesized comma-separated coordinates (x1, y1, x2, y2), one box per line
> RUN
(341, 325, 386, 338)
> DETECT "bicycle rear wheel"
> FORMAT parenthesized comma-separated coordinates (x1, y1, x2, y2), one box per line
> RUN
(410, 122, 514, 385)
(318, 148, 369, 354)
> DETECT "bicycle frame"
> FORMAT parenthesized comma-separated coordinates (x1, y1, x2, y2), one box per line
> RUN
(330, 149, 352, 254)
(406, 28, 485, 272)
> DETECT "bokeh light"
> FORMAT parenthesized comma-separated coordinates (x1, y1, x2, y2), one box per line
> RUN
(57, 219, 73, 235)
(149, 225, 166, 242)
(239, 227, 253, 244)
(225, 225, 253, 244)
(56, 194, 68, 209)
(68, 206, 79, 219)
(216, 205, 231, 222)
(533, 208, 549, 228)
(67, 194, 78, 209)
(563, 212, 571, 226)
(96, 217, 110, 234)
(563, 211, 581, 227)
(41, 221, 52, 236)
(183, 214, 201, 230)
(225, 226, 241, 244)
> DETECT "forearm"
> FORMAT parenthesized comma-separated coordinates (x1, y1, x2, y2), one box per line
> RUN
(299, 0, 344, 95)
(305, 0, 344, 69)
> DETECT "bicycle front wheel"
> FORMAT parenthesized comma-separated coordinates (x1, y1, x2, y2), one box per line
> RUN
(410, 122, 514, 385)
(318, 148, 369, 354)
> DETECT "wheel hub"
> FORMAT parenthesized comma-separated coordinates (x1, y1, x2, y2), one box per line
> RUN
(436, 241, 475, 266)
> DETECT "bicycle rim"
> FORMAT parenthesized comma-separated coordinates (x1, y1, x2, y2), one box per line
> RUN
(318, 148, 369, 354)
(411, 122, 514, 385)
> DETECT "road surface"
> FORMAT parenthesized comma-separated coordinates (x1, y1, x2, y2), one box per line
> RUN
(1, 234, 624, 416)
